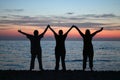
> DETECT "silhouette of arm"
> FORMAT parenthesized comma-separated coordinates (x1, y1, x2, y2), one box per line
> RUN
(40, 25, 49, 36)
(91, 27, 103, 37)
(74, 26, 84, 37)
(49, 26, 57, 35)
(18, 30, 30, 36)
(64, 26, 73, 35)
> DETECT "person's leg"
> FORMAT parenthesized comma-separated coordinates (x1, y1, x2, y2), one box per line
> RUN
(83, 54, 87, 71)
(89, 54, 93, 71)
(30, 54, 36, 71)
(55, 54, 60, 71)
(61, 54, 66, 71)
(37, 53, 43, 70)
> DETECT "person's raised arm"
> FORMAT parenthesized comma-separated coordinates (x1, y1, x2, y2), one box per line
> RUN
(49, 26, 57, 35)
(64, 26, 73, 35)
(91, 27, 103, 37)
(74, 25, 84, 37)
(18, 30, 30, 36)
(40, 25, 49, 36)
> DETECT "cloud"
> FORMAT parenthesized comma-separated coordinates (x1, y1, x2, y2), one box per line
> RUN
(104, 26, 120, 30)
(0, 25, 14, 30)
(3, 9, 24, 12)
(0, 15, 53, 27)
(82, 14, 118, 18)
(0, 27, 13, 30)
(99, 14, 116, 18)
(66, 12, 74, 15)
(0, 14, 120, 30)
(0, 20, 106, 28)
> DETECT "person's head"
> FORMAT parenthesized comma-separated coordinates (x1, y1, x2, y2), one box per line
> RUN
(58, 30, 63, 35)
(85, 29, 90, 35)
(34, 30, 39, 36)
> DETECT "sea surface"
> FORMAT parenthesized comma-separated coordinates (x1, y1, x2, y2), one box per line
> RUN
(0, 40, 120, 71)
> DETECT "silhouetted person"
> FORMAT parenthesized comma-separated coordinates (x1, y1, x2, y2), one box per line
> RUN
(49, 25, 73, 71)
(18, 25, 49, 71)
(74, 26, 103, 71)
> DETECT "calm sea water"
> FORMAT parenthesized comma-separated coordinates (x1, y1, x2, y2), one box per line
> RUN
(0, 40, 120, 71)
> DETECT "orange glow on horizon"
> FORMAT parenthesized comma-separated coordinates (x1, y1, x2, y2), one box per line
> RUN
(0, 25, 120, 40)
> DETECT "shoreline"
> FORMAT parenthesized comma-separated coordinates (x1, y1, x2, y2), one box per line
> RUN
(0, 70, 120, 80)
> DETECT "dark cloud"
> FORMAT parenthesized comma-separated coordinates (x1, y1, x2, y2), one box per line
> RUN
(66, 12, 74, 15)
(83, 14, 118, 18)
(1, 16, 8, 18)
(0, 20, 52, 26)
(0, 14, 120, 30)
(0, 14, 52, 26)
(3, 9, 24, 12)
(99, 14, 116, 18)
(44, 22, 106, 28)
(1, 14, 118, 24)
(69, 17, 86, 20)
(74, 22, 105, 27)
(0, 19, 106, 28)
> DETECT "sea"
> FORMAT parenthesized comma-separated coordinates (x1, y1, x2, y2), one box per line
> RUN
(0, 40, 120, 71)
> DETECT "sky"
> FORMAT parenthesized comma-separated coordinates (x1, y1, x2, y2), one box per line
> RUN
(0, 0, 120, 40)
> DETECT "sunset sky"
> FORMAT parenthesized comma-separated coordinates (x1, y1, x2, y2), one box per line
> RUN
(0, 0, 120, 40)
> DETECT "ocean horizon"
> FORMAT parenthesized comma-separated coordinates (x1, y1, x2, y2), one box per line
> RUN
(0, 40, 120, 71)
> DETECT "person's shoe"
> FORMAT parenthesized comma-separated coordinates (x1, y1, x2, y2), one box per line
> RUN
(40, 68, 44, 71)
(62, 69, 66, 71)
(83, 68, 85, 71)
(30, 69, 33, 71)
(90, 68, 94, 72)
(55, 68, 59, 71)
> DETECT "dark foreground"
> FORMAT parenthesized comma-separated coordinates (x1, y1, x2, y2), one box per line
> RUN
(0, 70, 120, 80)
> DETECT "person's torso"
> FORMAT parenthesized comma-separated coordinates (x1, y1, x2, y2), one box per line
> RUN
(29, 36, 41, 51)
(55, 35, 66, 48)
(83, 35, 93, 49)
